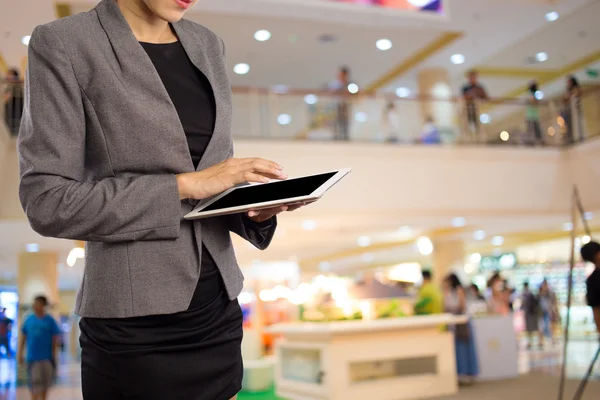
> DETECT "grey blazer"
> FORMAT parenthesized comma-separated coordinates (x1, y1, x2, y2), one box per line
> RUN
(18, 0, 276, 318)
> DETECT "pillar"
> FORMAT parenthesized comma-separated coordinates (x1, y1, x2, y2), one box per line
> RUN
(431, 239, 465, 286)
(417, 68, 455, 130)
(17, 252, 59, 382)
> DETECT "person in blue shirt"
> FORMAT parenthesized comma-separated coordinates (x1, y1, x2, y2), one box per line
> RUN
(18, 296, 61, 400)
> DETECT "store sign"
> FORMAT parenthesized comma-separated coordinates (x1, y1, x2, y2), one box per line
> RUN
(480, 253, 517, 271)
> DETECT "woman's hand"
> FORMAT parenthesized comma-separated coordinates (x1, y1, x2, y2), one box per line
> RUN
(176, 158, 286, 200)
(246, 202, 310, 223)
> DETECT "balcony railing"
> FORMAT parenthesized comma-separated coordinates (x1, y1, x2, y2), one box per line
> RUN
(3, 79, 598, 147)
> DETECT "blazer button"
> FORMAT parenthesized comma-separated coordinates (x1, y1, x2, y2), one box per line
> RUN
(188, 199, 199, 206)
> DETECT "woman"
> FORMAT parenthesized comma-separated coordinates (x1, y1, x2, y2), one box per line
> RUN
(443, 274, 479, 384)
(526, 81, 543, 146)
(563, 75, 583, 143)
(539, 280, 559, 345)
(18, 0, 307, 398)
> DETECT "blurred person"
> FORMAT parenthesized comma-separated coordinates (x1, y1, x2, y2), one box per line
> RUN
(581, 241, 600, 334)
(562, 75, 583, 143)
(18, 0, 309, 399)
(18, 296, 61, 400)
(3, 68, 24, 135)
(414, 270, 443, 315)
(0, 308, 13, 358)
(382, 101, 401, 142)
(521, 282, 543, 349)
(526, 81, 543, 146)
(539, 280, 559, 345)
(420, 116, 441, 144)
(331, 66, 351, 140)
(443, 274, 479, 384)
(461, 69, 488, 142)
(467, 284, 484, 301)
(487, 275, 510, 315)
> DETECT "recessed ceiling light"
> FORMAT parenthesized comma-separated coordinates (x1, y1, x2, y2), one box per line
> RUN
(357, 236, 371, 247)
(347, 83, 359, 94)
(500, 131, 510, 141)
(469, 253, 482, 263)
(277, 114, 292, 126)
(545, 11, 559, 22)
(416, 236, 434, 255)
(491, 236, 504, 246)
(583, 212, 593, 221)
(362, 253, 374, 262)
(479, 114, 491, 124)
(354, 112, 367, 122)
(272, 85, 289, 94)
(233, 63, 250, 75)
(398, 226, 412, 235)
(376, 39, 393, 51)
(302, 220, 317, 230)
(452, 217, 466, 228)
(450, 54, 465, 65)
(535, 52, 548, 62)
(563, 222, 573, 231)
(21, 35, 31, 46)
(254, 29, 272, 42)
(304, 94, 318, 105)
(25, 243, 39, 253)
(582, 235, 591, 244)
(534, 90, 544, 100)
(395, 87, 410, 98)
(474, 230, 486, 241)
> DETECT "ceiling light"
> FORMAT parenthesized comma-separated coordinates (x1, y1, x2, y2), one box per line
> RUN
(563, 222, 573, 231)
(304, 94, 318, 105)
(491, 236, 504, 246)
(272, 85, 289, 94)
(469, 253, 482, 263)
(395, 87, 410, 98)
(302, 220, 317, 230)
(21, 35, 31, 46)
(362, 253, 374, 262)
(534, 90, 544, 100)
(452, 217, 466, 228)
(254, 29, 272, 42)
(357, 236, 371, 247)
(535, 52, 548, 62)
(582, 235, 591, 245)
(233, 63, 250, 75)
(500, 131, 510, 141)
(473, 230, 486, 241)
(347, 83, 359, 94)
(480, 114, 491, 124)
(416, 236, 434, 255)
(319, 261, 331, 271)
(25, 243, 39, 253)
(584, 212, 594, 221)
(277, 114, 292, 125)
(355, 112, 367, 122)
(450, 54, 465, 65)
(376, 39, 393, 51)
(545, 11, 559, 22)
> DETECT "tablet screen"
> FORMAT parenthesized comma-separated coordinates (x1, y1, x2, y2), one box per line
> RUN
(202, 171, 337, 212)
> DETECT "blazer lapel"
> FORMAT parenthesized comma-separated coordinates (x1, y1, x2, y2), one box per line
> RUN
(95, 0, 195, 173)
(172, 20, 232, 172)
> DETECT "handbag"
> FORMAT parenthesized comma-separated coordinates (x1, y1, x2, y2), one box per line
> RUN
(454, 322, 471, 341)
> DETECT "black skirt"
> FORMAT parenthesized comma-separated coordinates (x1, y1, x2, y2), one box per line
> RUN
(79, 248, 243, 400)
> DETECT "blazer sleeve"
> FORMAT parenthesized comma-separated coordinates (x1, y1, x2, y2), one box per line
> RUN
(227, 214, 277, 250)
(18, 25, 182, 243)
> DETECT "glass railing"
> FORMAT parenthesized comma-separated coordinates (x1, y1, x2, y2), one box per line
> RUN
(3, 79, 598, 146)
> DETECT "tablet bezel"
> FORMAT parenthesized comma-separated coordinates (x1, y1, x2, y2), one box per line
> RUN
(184, 168, 351, 220)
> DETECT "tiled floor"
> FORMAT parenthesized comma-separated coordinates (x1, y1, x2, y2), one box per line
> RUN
(1, 339, 598, 399)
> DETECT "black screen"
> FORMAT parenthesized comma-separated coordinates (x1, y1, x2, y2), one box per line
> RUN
(202, 172, 337, 212)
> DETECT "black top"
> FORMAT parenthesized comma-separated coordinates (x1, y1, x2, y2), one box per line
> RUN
(80, 41, 225, 342)
(587, 269, 600, 308)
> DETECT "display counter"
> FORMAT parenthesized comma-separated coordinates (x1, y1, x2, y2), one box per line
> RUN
(267, 314, 468, 400)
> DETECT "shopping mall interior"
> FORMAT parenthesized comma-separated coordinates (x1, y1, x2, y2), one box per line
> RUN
(1, 0, 600, 399)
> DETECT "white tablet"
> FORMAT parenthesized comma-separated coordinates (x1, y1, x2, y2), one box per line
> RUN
(184, 168, 351, 220)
